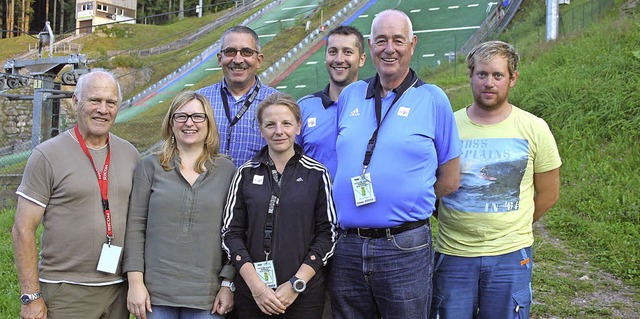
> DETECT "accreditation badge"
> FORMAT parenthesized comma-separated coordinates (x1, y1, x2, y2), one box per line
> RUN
(351, 173, 376, 206)
(254, 260, 278, 288)
(97, 243, 123, 274)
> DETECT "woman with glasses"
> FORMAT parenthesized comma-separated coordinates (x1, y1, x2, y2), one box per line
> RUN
(222, 93, 338, 318)
(123, 91, 237, 319)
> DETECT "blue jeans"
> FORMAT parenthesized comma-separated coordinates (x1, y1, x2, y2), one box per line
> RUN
(430, 247, 533, 319)
(147, 305, 224, 319)
(329, 223, 433, 319)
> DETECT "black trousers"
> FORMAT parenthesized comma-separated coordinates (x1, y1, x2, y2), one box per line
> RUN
(233, 285, 325, 319)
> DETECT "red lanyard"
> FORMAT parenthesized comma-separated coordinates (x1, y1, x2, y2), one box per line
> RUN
(74, 125, 113, 244)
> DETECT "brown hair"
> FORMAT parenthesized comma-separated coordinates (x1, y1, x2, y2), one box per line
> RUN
(327, 25, 365, 56)
(256, 93, 301, 125)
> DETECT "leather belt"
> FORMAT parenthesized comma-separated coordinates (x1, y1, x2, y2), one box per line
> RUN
(346, 219, 428, 238)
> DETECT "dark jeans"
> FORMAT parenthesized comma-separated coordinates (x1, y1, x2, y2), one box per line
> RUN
(329, 223, 434, 319)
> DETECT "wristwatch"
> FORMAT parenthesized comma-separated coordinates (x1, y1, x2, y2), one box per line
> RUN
(20, 292, 42, 305)
(289, 276, 306, 293)
(221, 280, 236, 292)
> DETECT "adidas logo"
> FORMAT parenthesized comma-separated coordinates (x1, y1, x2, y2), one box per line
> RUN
(296, 177, 304, 182)
(350, 108, 360, 117)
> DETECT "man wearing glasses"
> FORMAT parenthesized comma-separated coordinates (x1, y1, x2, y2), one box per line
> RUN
(198, 25, 279, 167)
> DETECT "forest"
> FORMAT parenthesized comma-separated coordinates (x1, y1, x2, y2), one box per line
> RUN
(1, 0, 243, 38)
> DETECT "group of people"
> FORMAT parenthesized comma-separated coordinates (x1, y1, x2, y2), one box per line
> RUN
(11, 8, 561, 319)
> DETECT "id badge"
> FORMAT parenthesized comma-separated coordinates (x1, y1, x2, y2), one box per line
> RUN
(97, 243, 123, 274)
(254, 260, 277, 288)
(351, 173, 376, 206)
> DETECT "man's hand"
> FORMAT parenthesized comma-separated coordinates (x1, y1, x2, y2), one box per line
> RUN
(20, 299, 47, 319)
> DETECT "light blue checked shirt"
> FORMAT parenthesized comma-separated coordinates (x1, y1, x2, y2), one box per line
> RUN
(197, 77, 279, 167)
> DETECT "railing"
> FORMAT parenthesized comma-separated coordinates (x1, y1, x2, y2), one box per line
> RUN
(459, 0, 524, 55)
(258, 0, 369, 85)
(136, 0, 266, 56)
(121, 0, 278, 110)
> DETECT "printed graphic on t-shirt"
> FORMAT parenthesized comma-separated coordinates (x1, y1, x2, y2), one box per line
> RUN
(442, 138, 528, 213)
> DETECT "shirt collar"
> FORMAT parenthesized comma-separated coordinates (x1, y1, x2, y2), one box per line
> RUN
(221, 76, 261, 98)
(365, 68, 421, 99)
(313, 84, 335, 109)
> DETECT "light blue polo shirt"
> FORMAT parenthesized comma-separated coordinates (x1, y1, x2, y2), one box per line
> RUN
(333, 70, 461, 229)
(297, 85, 338, 180)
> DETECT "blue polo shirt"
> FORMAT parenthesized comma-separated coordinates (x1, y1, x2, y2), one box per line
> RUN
(333, 70, 461, 229)
(297, 85, 338, 180)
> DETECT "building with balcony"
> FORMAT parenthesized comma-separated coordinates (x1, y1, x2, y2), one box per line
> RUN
(76, 0, 136, 34)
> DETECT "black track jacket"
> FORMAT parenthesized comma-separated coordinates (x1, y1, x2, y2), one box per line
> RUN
(222, 144, 337, 296)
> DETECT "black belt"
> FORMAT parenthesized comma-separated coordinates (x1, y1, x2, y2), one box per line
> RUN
(346, 219, 428, 238)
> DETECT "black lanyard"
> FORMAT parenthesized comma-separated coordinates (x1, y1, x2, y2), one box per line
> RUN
(361, 77, 411, 174)
(220, 80, 261, 154)
(263, 162, 281, 260)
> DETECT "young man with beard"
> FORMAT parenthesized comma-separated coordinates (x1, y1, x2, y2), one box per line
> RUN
(431, 41, 561, 319)
(297, 25, 366, 179)
(198, 26, 279, 167)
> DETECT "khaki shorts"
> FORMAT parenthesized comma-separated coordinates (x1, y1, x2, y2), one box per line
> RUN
(41, 282, 129, 319)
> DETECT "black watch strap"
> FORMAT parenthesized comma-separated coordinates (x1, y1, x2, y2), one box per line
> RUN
(289, 276, 306, 293)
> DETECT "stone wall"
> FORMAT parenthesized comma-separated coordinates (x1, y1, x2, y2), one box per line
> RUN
(1, 88, 34, 153)
(0, 86, 75, 154)
(0, 67, 148, 154)
(0, 68, 151, 209)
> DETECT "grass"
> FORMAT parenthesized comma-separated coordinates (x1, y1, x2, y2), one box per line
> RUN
(0, 208, 20, 317)
(0, 35, 39, 62)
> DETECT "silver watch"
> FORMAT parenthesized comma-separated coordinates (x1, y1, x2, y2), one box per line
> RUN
(20, 292, 42, 305)
(221, 280, 236, 292)
(289, 276, 306, 293)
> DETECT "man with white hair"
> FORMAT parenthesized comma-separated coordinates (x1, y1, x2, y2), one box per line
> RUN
(12, 69, 139, 319)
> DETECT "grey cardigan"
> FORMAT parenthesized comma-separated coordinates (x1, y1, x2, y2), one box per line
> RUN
(123, 154, 236, 309)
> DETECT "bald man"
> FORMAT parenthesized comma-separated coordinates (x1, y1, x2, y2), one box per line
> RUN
(329, 10, 461, 319)
(12, 69, 139, 319)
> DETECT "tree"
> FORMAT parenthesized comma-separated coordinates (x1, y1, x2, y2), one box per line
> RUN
(58, 0, 64, 34)
(178, 0, 184, 20)
(7, 0, 15, 38)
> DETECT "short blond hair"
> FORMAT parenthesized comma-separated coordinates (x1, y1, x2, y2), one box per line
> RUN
(467, 41, 520, 78)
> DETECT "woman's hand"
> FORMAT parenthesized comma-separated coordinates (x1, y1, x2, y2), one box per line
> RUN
(212, 285, 234, 315)
(252, 283, 287, 315)
(126, 272, 152, 319)
(274, 281, 300, 308)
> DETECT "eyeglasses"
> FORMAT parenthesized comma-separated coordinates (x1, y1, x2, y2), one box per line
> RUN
(172, 113, 207, 123)
(220, 47, 259, 57)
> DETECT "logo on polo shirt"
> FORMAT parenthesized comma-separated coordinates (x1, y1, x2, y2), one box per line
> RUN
(253, 175, 264, 185)
(350, 108, 360, 117)
(397, 106, 410, 117)
(308, 117, 317, 127)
